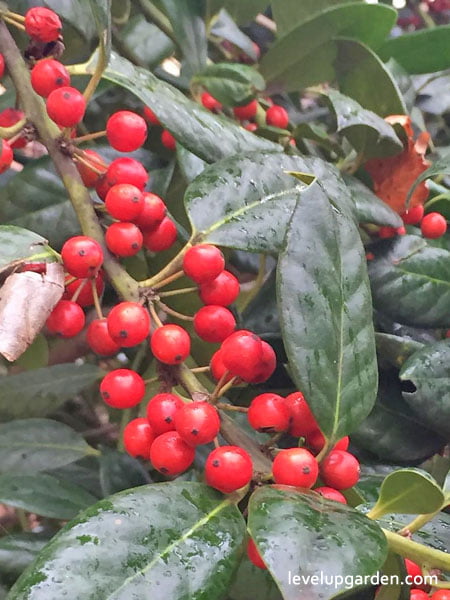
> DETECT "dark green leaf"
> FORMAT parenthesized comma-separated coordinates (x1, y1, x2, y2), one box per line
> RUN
(277, 182, 377, 444)
(407, 152, 450, 205)
(0, 419, 96, 474)
(99, 449, 152, 495)
(379, 26, 450, 75)
(248, 485, 388, 600)
(335, 38, 406, 117)
(292, 122, 345, 157)
(272, 0, 363, 35)
(376, 552, 409, 600)
(325, 90, 402, 159)
(0, 226, 53, 276)
(344, 176, 403, 228)
(0, 363, 104, 421)
(352, 372, 446, 463)
(0, 534, 50, 584)
(229, 554, 282, 600)
(242, 269, 280, 340)
(368, 236, 450, 328)
(260, 4, 396, 92)
(370, 469, 444, 518)
(356, 465, 400, 504)
(50, 457, 102, 498)
(14, 334, 49, 371)
(210, 9, 258, 60)
(94, 52, 279, 162)
(120, 15, 174, 68)
(400, 340, 450, 439)
(193, 63, 265, 106)
(88, 0, 111, 62)
(43, 0, 96, 41)
(0, 158, 79, 250)
(0, 473, 97, 519)
(381, 512, 450, 556)
(176, 145, 207, 184)
(9, 482, 245, 600)
(375, 332, 424, 369)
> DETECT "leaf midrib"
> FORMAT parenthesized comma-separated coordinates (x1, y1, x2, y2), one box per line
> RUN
(378, 480, 442, 514)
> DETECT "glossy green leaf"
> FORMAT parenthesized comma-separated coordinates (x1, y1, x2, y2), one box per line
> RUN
(0, 226, 53, 276)
(88, 0, 111, 61)
(121, 15, 174, 68)
(260, 4, 396, 91)
(14, 334, 49, 371)
(176, 145, 207, 184)
(376, 552, 409, 600)
(248, 486, 388, 600)
(229, 554, 282, 600)
(370, 469, 444, 518)
(9, 482, 246, 600)
(0, 363, 104, 421)
(0, 419, 96, 474)
(352, 372, 446, 463)
(368, 236, 450, 328)
(325, 89, 402, 159)
(379, 26, 450, 75)
(407, 152, 450, 205)
(272, 0, 363, 35)
(381, 511, 450, 555)
(0, 473, 97, 519)
(356, 466, 400, 505)
(89, 52, 279, 162)
(193, 63, 265, 106)
(277, 182, 377, 444)
(292, 122, 345, 156)
(0, 158, 79, 249)
(344, 177, 403, 228)
(335, 38, 406, 117)
(185, 151, 354, 253)
(157, 0, 206, 78)
(375, 332, 424, 369)
(50, 457, 102, 498)
(0, 534, 50, 585)
(99, 449, 152, 495)
(242, 270, 280, 340)
(400, 340, 450, 439)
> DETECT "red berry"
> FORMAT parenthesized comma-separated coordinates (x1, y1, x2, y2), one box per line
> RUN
(151, 324, 191, 365)
(146, 393, 183, 435)
(143, 106, 160, 126)
(175, 401, 220, 446)
(285, 392, 319, 437)
(410, 591, 430, 600)
(25, 7, 62, 42)
(401, 204, 424, 225)
(431, 592, 450, 600)
(266, 105, 289, 129)
(61, 236, 103, 279)
(246, 539, 267, 570)
(245, 123, 258, 132)
(314, 486, 347, 504)
(106, 111, 148, 152)
(107, 302, 151, 347)
(307, 430, 348, 454)
(47, 87, 86, 127)
(30, 59, 70, 98)
(123, 418, 155, 458)
(0, 109, 26, 149)
(193, 305, 236, 343)
(105, 184, 144, 222)
(86, 318, 120, 356)
(421, 212, 447, 238)
(183, 244, 225, 284)
(320, 450, 360, 490)
(161, 129, 176, 150)
(272, 448, 319, 488)
(46, 300, 85, 338)
(379, 226, 398, 239)
(248, 393, 291, 433)
(0, 140, 13, 174)
(105, 222, 143, 257)
(209, 349, 235, 383)
(63, 271, 104, 307)
(205, 445, 253, 493)
(201, 92, 222, 112)
(134, 192, 166, 230)
(0, 54, 4, 79)
(106, 157, 149, 190)
(100, 369, 145, 409)
(150, 431, 195, 476)
(142, 217, 177, 252)
(220, 330, 263, 381)
(233, 100, 258, 121)
(199, 270, 240, 306)
(247, 340, 276, 384)
(95, 175, 111, 201)
(76, 149, 107, 188)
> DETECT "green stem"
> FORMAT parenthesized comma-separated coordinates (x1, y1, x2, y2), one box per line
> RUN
(139, 240, 193, 288)
(383, 528, 450, 572)
(0, 117, 26, 139)
(83, 42, 107, 103)
(16, 509, 28, 531)
(0, 21, 139, 302)
(137, 0, 179, 49)
(399, 495, 450, 535)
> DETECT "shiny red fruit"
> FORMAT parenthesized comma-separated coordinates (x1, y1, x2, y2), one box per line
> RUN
(143, 106, 160, 126)
(248, 393, 291, 433)
(134, 193, 166, 230)
(31, 59, 70, 98)
(100, 368, 145, 409)
(76, 149, 107, 188)
(106, 157, 149, 190)
(401, 204, 424, 225)
(205, 445, 253, 493)
(0, 109, 26, 148)
(25, 7, 62, 42)
(233, 100, 258, 121)
(107, 301, 151, 347)
(405, 559, 427, 591)
(142, 217, 177, 252)
(284, 391, 319, 437)
(183, 244, 225, 284)
(105, 222, 143, 257)
(410, 591, 430, 600)
(146, 393, 183, 435)
(64, 272, 104, 307)
(161, 129, 176, 150)
(150, 431, 195, 476)
(421, 212, 447, 238)
(193, 305, 236, 343)
(314, 486, 347, 504)
(151, 324, 191, 365)
(209, 349, 235, 383)
(247, 340, 276, 384)
(246, 539, 267, 570)
(61, 236, 103, 279)
(272, 448, 319, 488)
(105, 184, 144, 222)
(220, 330, 263, 381)
(0, 140, 13, 174)
(431, 591, 450, 600)
(0, 54, 4, 79)
(266, 105, 289, 129)
(47, 87, 86, 127)
(320, 450, 360, 490)
(201, 92, 222, 112)
(86, 318, 121, 356)
(46, 300, 85, 338)
(199, 270, 240, 306)
(123, 418, 155, 458)
(106, 111, 148, 152)
(175, 401, 220, 446)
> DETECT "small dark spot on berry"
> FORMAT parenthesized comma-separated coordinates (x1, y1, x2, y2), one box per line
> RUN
(302, 466, 311, 474)
(191, 429, 199, 436)
(63, 92, 71, 100)
(79, 249, 86, 256)
(160, 467, 168, 473)
(164, 416, 172, 423)
(174, 354, 182, 362)
(132, 195, 139, 203)
(102, 391, 110, 399)
(119, 330, 128, 338)
(131, 243, 139, 249)
(56, 77, 63, 84)
(212, 459, 220, 467)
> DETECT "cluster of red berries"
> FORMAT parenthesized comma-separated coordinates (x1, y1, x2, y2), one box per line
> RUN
(410, 589, 450, 600)
(379, 204, 448, 240)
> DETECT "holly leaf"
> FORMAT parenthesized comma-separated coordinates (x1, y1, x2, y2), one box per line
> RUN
(192, 63, 265, 106)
